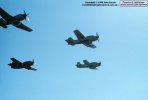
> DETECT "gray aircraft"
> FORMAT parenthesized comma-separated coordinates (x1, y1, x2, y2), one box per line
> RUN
(0, 8, 32, 32)
(8, 58, 37, 71)
(76, 60, 101, 69)
(66, 29, 99, 48)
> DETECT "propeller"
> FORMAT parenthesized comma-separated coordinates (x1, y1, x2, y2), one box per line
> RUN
(96, 32, 99, 42)
(26, 17, 30, 21)
(32, 59, 35, 66)
(31, 59, 37, 71)
(32, 59, 37, 66)
(23, 10, 30, 21)
(99, 61, 101, 66)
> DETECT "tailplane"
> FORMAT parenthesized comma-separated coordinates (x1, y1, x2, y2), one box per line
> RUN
(76, 62, 81, 67)
(66, 37, 75, 45)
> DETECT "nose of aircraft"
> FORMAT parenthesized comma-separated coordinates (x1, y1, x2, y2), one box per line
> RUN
(23, 10, 29, 21)
(96, 36, 99, 39)
(96, 32, 99, 42)
(28, 60, 34, 66)
(31, 59, 34, 65)
(97, 62, 101, 66)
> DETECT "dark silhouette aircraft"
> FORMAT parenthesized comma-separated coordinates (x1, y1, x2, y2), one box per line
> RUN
(8, 58, 37, 71)
(76, 60, 101, 69)
(0, 8, 33, 32)
(66, 29, 99, 48)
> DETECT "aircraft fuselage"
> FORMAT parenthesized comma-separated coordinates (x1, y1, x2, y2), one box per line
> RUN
(72, 36, 98, 45)
(8, 61, 33, 69)
(76, 62, 101, 69)
(0, 14, 26, 28)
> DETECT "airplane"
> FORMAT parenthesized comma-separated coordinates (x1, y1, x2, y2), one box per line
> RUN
(0, 8, 33, 32)
(8, 58, 37, 71)
(76, 60, 101, 69)
(66, 29, 99, 48)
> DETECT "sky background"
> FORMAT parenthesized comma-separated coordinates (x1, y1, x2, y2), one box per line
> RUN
(0, 0, 148, 100)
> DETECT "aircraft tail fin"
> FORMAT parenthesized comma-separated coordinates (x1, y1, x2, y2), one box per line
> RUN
(76, 62, 81, 67)
(8, 63, 12, 66)
(65, 37, 75, 45)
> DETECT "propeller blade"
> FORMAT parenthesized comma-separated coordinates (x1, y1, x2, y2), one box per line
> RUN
(32, 59, 37, 66)
(26, 16, 30, 21)
(23, 10, 27, 17)
(32, 59, 34, 65)
(23, 10, 26, 14)
(23, 10, 30, 21)
(96, 32, 99, 42)
(96, 32, 99, 36)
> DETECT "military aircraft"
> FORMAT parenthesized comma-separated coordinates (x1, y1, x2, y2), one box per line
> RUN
(76, 60, 101, 69)
(8, 58, 37, 71)
(0, 8, 33, 32)
(66, 29, 99, 48)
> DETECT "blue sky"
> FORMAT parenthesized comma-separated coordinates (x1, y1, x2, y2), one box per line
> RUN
(0, 0, 148, 100)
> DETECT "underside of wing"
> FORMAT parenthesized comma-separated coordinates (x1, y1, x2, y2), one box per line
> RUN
(89, 67, 98, 70)
(0, 8, 14, 22)
(83, 43, 96, 48)
(14, 22, 33, 32)
(73, 30, 85, 40)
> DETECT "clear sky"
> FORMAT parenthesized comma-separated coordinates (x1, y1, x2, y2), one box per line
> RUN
(0, 0, 148, 100)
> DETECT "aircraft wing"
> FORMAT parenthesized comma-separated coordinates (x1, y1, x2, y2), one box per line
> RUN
(0, 8, 14, 22)
(14, 22, 33, 32)
(73, 30, 85, 40)
(30, 67, 37, 71)
(89, 67, 98, 70)
(11, 58, 22, 64)
(83, 60, 89, 65)
(83, 43, 96, 48)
